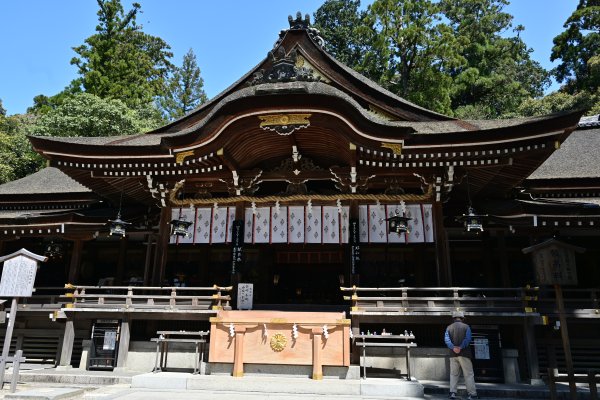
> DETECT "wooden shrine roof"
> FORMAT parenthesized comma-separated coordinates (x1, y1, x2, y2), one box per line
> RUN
(527, 124, 600, 180)
(0, 167, 91, 196)
(26, 14, 585, 207)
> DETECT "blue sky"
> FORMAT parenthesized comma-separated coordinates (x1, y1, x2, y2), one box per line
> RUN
(0, 0, 577, 116)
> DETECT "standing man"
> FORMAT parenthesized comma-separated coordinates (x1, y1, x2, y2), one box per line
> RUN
(444, 311, 478, 399)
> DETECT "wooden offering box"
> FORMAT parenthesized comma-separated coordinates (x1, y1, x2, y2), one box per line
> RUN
(209, 310, 350, 379)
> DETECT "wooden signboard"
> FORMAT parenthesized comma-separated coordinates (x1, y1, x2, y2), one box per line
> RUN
(522, 239, 584, 286)
(349, 219, 360, 274)
(230, 220, 244, 274)
(0, 249, 46, 390)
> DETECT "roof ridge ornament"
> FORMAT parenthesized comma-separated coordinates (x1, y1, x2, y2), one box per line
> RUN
(274, 12, 325, 49)
(248, 46, 322, 85)
(288, 12, 310, 30)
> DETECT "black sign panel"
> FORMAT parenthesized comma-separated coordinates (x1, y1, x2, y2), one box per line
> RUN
(350, 218, 360, 274)
(231, 220, 244, 274)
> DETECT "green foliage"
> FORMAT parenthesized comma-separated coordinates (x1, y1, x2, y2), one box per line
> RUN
(314, 0, 548, 118)
(313, 1, 381, 79)
(159, 48, 208, 121)
(511, 90, 600, 118)
(441, 0, 549, 118)
(551, 0, 600, 93)
(70, 0, 174, 108)
(0, 112, 44, 184)
(27, 82, 82, 114)
(365, 0, 460, 114)
(30, 93, 163, 137)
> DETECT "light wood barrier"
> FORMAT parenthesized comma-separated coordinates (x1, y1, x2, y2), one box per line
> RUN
(341, 286, 600, 318)
(61, 285, 232, 312)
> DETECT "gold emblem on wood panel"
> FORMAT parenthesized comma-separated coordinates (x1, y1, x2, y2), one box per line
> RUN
(258, 114, 311, 136)
(270, 333, 287, 352)
(381, 142, 404, 155)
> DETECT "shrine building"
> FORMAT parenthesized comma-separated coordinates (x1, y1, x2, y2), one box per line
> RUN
(0, 13, 598, 384)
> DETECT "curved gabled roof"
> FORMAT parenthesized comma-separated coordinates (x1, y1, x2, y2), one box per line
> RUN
(149, 19, 453, 134)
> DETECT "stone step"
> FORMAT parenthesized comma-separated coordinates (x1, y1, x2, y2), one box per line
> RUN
(5, 387, 85, 400)
(131, 373, 425, 398)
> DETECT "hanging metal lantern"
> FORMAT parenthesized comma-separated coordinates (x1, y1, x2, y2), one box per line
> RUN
(460, 207, 486, 234)
(108, 213, 131, 237)
(170, 219, 193, 238)
(385, 209, 412, 234)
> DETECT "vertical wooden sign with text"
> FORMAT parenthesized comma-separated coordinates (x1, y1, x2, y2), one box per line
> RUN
(231, 220, 244, 274)
(350, 219, 360, 275)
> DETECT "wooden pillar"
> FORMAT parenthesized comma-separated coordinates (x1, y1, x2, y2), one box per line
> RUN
(58, 319, 75, 368)
(143, 234, 154, 286)
(555, 284, 577, 400)
(67, 239, 84, 284)
(116, 236, 128, 284)
(153, 207, 171, 286)
(523, 317, 542, 384)
(115, 317, 131, 370)
(433, 202, 451, 286)
(311, 328, 323, 380)
(232, 326, 246, 377)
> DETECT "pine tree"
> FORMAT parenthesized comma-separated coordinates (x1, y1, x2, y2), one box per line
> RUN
(159, 49, 208, 120)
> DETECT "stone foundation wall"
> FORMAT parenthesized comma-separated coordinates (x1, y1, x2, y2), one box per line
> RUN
(79, 340, 519, 383)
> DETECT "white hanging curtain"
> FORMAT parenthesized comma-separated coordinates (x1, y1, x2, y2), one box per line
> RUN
(169, 207, 236, 245)
(169, 203, 433, 245)
(359, 203, 435, 244)
(270, 207, 288, 243)
(287, 206, 305, 243)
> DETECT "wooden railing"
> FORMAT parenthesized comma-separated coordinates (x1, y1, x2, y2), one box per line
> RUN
(10, 285, 232, 313)
(547, 368, 599, 400)
(63, 285, 232, 311)
(341, 286, 600, 317)
(535, 287, 599, 318)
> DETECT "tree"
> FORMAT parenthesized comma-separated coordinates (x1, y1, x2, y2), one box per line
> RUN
(70, 0, 174, 108)
(0, 112, 44, 183)
(441, 0, 549, 118)
(513, 91, 598, 117)
(27, 82, 82, 114)
(159, 49, 208, 121)
(551, 0, 600, 94)
(30, 93, 162, 138)
(313, 1, 382, 79)
(365, 0, 460, 114)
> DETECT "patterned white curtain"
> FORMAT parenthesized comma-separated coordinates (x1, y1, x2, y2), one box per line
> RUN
(288, 206, 305, 243)
(170, 207, 236, 245)
(244, 205, 350, 244)
(270, 207, 288, 243)
(170, 204, 432, 245)
(359, 203, 435, 244)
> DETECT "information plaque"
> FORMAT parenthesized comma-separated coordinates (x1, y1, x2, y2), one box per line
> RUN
(0, 253, 38, 297)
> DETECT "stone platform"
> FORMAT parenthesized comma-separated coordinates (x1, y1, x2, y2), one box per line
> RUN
(131, 372, 425, 398)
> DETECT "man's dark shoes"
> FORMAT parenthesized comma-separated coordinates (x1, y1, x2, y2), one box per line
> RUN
(448, 393, 456, 399)
(467, 395, 479, 400)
